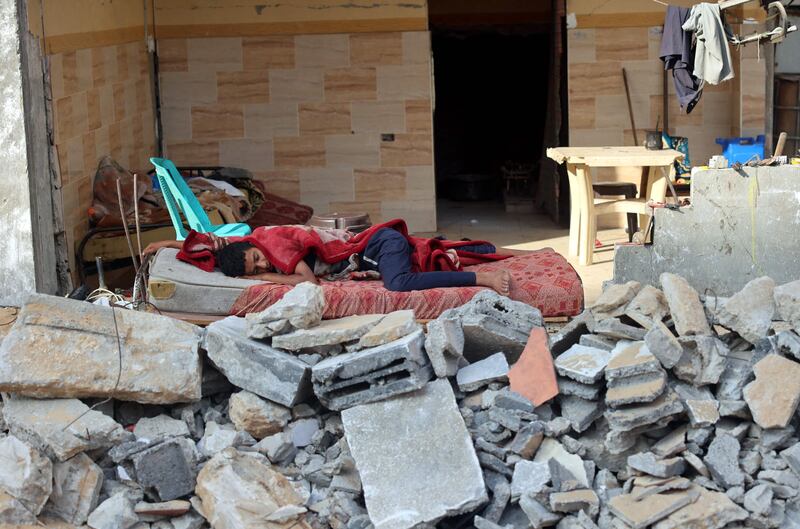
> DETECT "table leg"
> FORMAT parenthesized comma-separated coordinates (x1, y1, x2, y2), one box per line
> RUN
(578, 166, 596, 266)
(566, 163, 582, 258)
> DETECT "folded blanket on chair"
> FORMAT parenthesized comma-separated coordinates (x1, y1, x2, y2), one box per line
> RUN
(177, 219, 510, 274)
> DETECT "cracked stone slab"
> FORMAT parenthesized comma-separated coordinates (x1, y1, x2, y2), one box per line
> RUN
(272, 314, 385, 351)
(625, 285, 669, 329)
(627, 452, 685, 478)
(645, 320, 683, 369)
(716, 276, 775, 344)
(604, 390, 684, 432)
(703, 433, 744, 489)
(605, 370, 667, 407)
(457, 353, 509, 392)
(533, 438, 589, 488)
(591, 281, 640, 321)
(342, 379, 487, 529)
(659, 273, 712, 337)
(424, 310, 464, 378)
(558, 377, 602, 401)
(651, 485, 748, 529)
(510, 460, 550, 500)
(744, 354, 800, 429)
(605, 342, 661, 380)
(245, 282, 325, 338)
(359, 310, 420, 348)
(554, 345, 611, 385)
(672, 336, 729, 387)
(593, 319, 646, 341)
(609, 488, 700, 529)
(776, 279, 800, 333)
(559, 396, 604, 433)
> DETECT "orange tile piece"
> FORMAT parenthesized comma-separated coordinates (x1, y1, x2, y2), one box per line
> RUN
(509, 327, 559, 407)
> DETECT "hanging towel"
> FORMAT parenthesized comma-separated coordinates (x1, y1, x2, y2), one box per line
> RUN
(682, 3, 734, 85)
(660, 5, 704, 114)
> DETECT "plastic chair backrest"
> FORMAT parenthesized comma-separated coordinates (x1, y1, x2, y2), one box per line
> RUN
(150, 157, 212, 239)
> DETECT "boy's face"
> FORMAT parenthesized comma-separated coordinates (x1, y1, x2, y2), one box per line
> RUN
(243, 247, 270, 275)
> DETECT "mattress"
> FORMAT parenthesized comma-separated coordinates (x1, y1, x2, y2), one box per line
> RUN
(148, 247, 584, 318)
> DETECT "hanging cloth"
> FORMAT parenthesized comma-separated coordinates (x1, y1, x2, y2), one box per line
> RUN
(660, 6, 704, 114)
(682, 3, 735, 85)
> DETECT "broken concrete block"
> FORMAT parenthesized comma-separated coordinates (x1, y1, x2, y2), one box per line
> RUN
(558, 378, 602, 401)
(0, 294, 203, 404)
(629, 476, 691, 501)
(204, 316, 311, 407)
(359, 310, 419, 348)
(195, 448, 309, 528)
(312, 330, 432, 411)
(342, 379, 487, 529)
(625, 285, 669, 329)
(245, 281, 325, 338)
(511, 461, 551, 500)
(87, 493, 138, 529)
(645, 320, 683, 369)
(199, 421, 254, 456)
(549, 489, 599, 516)
(685, 399, 720, 427)
(0, 435, 52, 517)
(673, 336, 729, 386)
(134, 414, 190, 440)
(744, 354, 800, 429)
(660, 273, 712, 337)
(608, 488, 700, 529)
(509, 422, 545, 459)
(605, 370, 667, 407)
(605, 342, 662, 380)
(534, 438, 589, 488)
(715, 277, 775, 343)
(2, 395, 130, 461)
(703, 433, 745, 489)
(272, 313, 385, 350)
(254, 431, 297, 465)
(651, 427, 687, 458)
(559, 396, 603, 433)
(593, 319, 646, 341)
(550, 310, 594, 356)
(424, 310, 464, 378)
(627, 452, 685, 478)
(591, 281, 640, 321)
(579, 333, 616, 351)
(509, 327, 559, 407)
(457, 353, 509, 392)
(0, 490, 36, 525)
(519, 495, 562, 528)
(131, 439, 195, 501)
(554, 345, 611, 385)
(43, 453, 103, 526)
(228, 390, 291, 440)
(604, 390, 684, 431)
(776, 279, 800, 332)
(744, 483, 773, 516)
(650, 486, 747, 529)
(781, 442, 800, 476)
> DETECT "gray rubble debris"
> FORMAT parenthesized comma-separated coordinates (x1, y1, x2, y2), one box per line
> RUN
(559, 396, 604, 433)
(87, 493, 138, 529)
(519, 495, 562, 528)
(0, 435, 52, 517)
(312, 330, 432, 411)
(744, 353, 800, 429)
(555, 344, 611, 385)
(359, 309, 420, 348)
(744, 483, 774, 516)
(608, 487, 700, 529)
(272, 313, 385, 350)
(627, 452, 685, 478)
(591, 281, 640, 321)
(509, 422, 545, 458)
(204, 316, 311, 407)
(43, 453, 103, 525)
(198, 421, 254, 456)
(228, 390, 291, 440)
(650, 485, 748, 529)
(0, 294, 203, 404)
(557, 378, 602, 400)
(604, 342, 661, 380)
(550, 310, 595, 356)
(776, 279, 800, 332)
(579, 334, 616, 351)
(660, 273, 712, 336)
(716, 277, 776, 343)
(703, 433, 745, 489)
(2, 395, 130, 461)
(424, 310, 465, 377)
(245, 281, 325, 338)
(625, 284, 669, 329)
(133, 414, 190, 440)
(131, 439, 195, 501)
(645, 320, 683, 369)
(780, 442, 800, 476)
(549, 489, 599, 516)
(672, 336, 729, 386)
(457, 353, 510, 392)
(605, 370, 667, 407)
(511, 460, 551, 500)
(593, 319, 646, 341)
(342, 379, 487, 529)
(534, 438, 589, 488)
(604, 390, 684, 431)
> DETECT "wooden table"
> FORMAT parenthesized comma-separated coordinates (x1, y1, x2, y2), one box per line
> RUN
(547, 146, 684, 266)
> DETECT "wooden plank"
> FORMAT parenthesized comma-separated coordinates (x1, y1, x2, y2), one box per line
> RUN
(547, 146, 683, 167)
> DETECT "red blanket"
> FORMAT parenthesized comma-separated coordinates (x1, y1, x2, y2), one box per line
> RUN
(177, 219, 509, 274)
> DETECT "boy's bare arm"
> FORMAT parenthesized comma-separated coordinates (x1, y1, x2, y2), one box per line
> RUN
(245, 259, 319, 286)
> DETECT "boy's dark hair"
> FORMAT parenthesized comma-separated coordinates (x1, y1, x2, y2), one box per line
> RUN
(217, 241, 254, 277)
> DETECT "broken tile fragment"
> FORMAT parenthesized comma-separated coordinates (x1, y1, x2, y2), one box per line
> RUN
(594, 318, 646, 341)
(555, 345, 611, 385)
(605, 370, 667, 407)
(424, 310, 464, 378)
(457, 353, 509, 392)
(743, 354, 800, 429)
(672, 336, 729, 386)
(650, 486, 747, 529)
(716, 277, 775, 343)
(549, 489, 599, 516)
(509, 327, 559, 406)
(534, 438, 589, 488)
(558, 396, 603, 433)
(604, 390, 684, 431)
(272, 313, 385, 350)
(605, 342, 662, 380)
(558, 377, 602, 401)
(511, 461, 550, 500)
(608, 488, 700, 529)
(359, 310, 419, 348)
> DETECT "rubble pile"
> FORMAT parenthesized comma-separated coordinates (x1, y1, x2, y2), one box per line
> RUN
(0, 274, 799, 528)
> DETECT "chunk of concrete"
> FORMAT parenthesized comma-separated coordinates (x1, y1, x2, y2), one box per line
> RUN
(593, 319, 646, 341)
(198, 421, 254, 456)
(645, 320, 683, 369)
(509, 327, 559, 406)
(608, 488, 700, 529)
(204, 316, 311, 407)
(87, 493, 138, 529)
(651, 427, 687, 458)
(650, 486, 747, 529)
(591, 281, 640, 321)
(511, 461, 551, 500)
(2, 395, 130, 461)
(533, 438, 589, 488)
(605, 342, 661, 380)
(342, 379, 487, 529)
(549, 490, 599, 516)
(743, 483, 773, 516)
(558, 378, 602, 401)
(744, 354, 800, 429)
(0, 490, 36, 525)
(0, 294, 203, 403)
(272, 313, 385, 350)
(604, 390, 684, 431)
(424, 310, 464, 378)
(703, 433, 745, 489)
(550, 310, 594, 356)
(457, 353, 509, 392)
(359, 310, 420, 348)
(134, 414, 190, 440)
(554, 345, 611, 385)
(673, 336, 729, 386)
(780, 442, 800, 476)
(43, 453, 103, 526)
(195, 448, 308, 528)
(131, 439, 195, 501)
(245, 281, 325, 338)
(228, 390, 291, 440)
(508, 421, 545, 459)
(312, 330, 432, 411)
(0, 435, 52, 518)
(776, 279, 800, 332)
(605, 370, 667, 407)
(716, 276, 775, 343)
(659, 273, 712, 337)
(627, 452, 685, 478)
(559, 396, 603, 433)
(625, 285, 669, 329)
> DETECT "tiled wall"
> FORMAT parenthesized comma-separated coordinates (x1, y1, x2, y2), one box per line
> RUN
(50, 40, 157, 274)
(159, 31, 436, 232)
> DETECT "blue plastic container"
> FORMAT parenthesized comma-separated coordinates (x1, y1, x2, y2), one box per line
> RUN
(715, 135, 766, 164)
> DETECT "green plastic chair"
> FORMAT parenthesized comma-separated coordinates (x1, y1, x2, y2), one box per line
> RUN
(150, 157, 252, 240)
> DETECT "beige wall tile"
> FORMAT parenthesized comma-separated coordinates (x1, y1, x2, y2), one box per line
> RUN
(402, 31, 430, 65)
(569, 96, 596, 129)
(299, 167, 355, 209)
(62, 51, 78, 95)
(220, 139, 274, 171)
(88, 47, 106, 88)
(75, 48, 93, 93)
(326, 134, 380, 168)
(49, 53, 65, 100)
(116, 44, 130, 82)
(404, 165, 436, 200)
(702, 91, 734, 128)
(569, 128, 624, 146)
(188, 38, 243, 72)
(329, 200, 382, 221)
(742, 95, 766, 131)
(157, 38, 188, 72)
(567, 29, 595, 64)
(113, 83, 128, 122)
(274, 136, 326, 169)
(569, 62, 622, 97)
(355, 168, 405, 200)
(381, 198, 436, 232)
(166, 140, 220, 166)
(620, 59, 663, 96)
(648, 26, 663, 61)
(243, 36, 295, 70)
(81, 131, 96, 179)
(295, 34, 349, 68)
(596, 27, 648, 61)
(350, 33, 403, 66)
(245, 102, 299, 138)
(299, 103, 351, 135)
(253, 170, 301, 201)
(86, 88, 102, 131)
(160, 72, 217, 104)
(94, 126, 110, 159)
(595, 94, 650, 130)
(405, 99, 431, 133)
(100, 46, 117, 86)
(324, 67, 377, 102)
(270, 69, 324, 103)
(217, 71, 270, 104)
(380, 133, 432, 167)
(98, 87, 114, 128)
(351, 101, 404, 133)
(377, 64, 430, 101)
(191, 104, 244, 139)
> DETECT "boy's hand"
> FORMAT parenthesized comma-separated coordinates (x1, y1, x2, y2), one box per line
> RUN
(206, 233, 228, 252)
